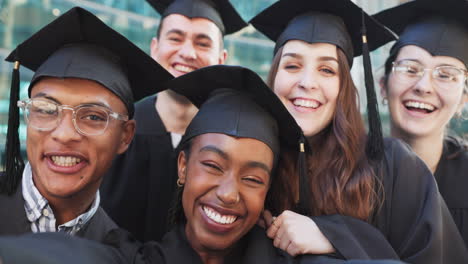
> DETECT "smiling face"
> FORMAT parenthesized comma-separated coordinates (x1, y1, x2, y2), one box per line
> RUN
(150, 14, 227, 78)
(272, 40, 340, 137)
(27, 77, 134, 201)
(383, 45, 467, 139)
(178, 133, 273, 255)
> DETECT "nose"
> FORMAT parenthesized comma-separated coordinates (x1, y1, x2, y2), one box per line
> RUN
(413, 69, 435, 95)
(215, 174, 240, 205)
(297, 70, 318, 90)
(178, 41, 197, 61)
(50, 110, 82, 143)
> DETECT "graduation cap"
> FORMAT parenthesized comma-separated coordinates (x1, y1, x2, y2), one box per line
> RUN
(146, 0, 247, 35)
(1, 7, 173, 195)
(250, 0, 395, 213)
(373, 0, 468, 68)
(166, 65, 310, 213)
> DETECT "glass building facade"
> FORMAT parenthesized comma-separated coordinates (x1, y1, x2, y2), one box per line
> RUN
(0, 0, 466, 160)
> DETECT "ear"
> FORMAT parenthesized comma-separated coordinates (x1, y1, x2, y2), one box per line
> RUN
(219, 49, 228, 64)
(116, 120, 136, 154)
(150, 37, 159, 60)
(379, 76, 388, 99)
(177, 150, 188, 185)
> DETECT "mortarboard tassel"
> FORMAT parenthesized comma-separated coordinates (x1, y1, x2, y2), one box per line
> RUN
(361, 11, 384, 163)
(296, 134, 311, 215)
(1, 60, 25, 195)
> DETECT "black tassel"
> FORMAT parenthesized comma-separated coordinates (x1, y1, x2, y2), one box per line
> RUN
(297, 134, 311, 215)
(361, 11, 384, 163)
(1, 61, 25, 195)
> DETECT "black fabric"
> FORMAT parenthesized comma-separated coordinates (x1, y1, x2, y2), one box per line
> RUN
(373, 0, 468, 67)
(100, 95, 178, 242)
(0, 233, 126, 264)
(328, 138, 468, 263)
(249, 0, 395, 65)
(4, 7, 172, 118)
(0, 176, 117, 244)
(434, 137, 468, 248)
(146, 0, 247, 35)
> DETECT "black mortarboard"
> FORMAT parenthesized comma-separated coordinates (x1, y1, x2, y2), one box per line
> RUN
(146, 0, 247, 35)
(373, 0, 468, 68)
(167, 65, 309, 212)
(168, 65, 305, 159)
(1, 7, 173, 195)
(250, 0, 396, 67)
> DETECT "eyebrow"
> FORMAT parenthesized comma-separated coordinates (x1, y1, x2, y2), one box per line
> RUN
(246, 161, 271, 175)
(165, 29, 186, 37)
(282, 53, 338, 63)
(32, 92, 111, 108)
(199, 145, 271, 174)
(194, 33, 213, 42)
(199, 145, 229, 160)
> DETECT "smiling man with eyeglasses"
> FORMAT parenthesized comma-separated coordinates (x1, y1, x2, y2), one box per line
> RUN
(0, 7, 171, 243)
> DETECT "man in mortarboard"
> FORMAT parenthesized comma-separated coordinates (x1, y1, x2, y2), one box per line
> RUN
(100, 0, 247, 242)
(0, 7, 172, 244)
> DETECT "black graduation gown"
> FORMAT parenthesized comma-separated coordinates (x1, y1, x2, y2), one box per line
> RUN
(0, 232, 126, 264)
(434, 137, 468, 247)
(313, 138, 468, 263)
(100, 95, 178, 242)
(0, 178, 117, 243)
(135, 225, 401, 264)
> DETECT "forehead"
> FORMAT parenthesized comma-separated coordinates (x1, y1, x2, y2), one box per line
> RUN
(160, 14, 222, 39)
(282, 40, 337, 59)
(30, 77, 126, 109)
(190, 133, 273, 163)
(397, 45, 466, 69)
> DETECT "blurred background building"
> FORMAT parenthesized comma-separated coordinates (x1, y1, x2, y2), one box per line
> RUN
(0, 0, 466, 161)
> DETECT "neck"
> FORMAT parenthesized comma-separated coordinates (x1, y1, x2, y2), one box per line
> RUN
(156, 90, 198, 134)
(391, 127, 444, 173)
(185, 225, 230, 264)
(48, 194, 96, 226)
(32, 176, 98, 227)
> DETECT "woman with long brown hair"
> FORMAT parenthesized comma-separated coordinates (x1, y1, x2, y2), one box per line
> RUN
(251, 0, 468, 263)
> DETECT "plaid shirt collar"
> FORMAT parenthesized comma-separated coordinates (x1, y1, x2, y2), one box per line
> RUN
(22, 162, 100, 234)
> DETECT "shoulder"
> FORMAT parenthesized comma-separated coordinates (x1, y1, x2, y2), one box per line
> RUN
(381, 137, 434, 192)
(78, 207, 118, 242)
(444, 136, 468, 159)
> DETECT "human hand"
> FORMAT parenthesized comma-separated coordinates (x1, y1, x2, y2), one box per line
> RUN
(265, 210, 335, 256)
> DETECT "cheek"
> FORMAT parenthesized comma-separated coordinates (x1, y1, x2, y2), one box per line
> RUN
(245, 189, 268, 219)
(273, 72, 293, 99)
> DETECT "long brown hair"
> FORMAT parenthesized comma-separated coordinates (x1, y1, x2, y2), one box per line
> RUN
(266, 45, 378, 221)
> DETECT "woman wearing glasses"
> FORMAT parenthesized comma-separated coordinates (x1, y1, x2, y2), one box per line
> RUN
(376, 0, 468, 246)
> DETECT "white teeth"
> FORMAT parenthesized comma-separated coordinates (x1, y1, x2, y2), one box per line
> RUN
(293, 99, 320, 108)
(405, 101, 435, 111)
(174, 64, 195, 73)
(203, 206, 237, 225)
(51, 156, 82, 167)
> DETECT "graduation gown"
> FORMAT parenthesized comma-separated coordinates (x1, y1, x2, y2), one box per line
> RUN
(100, 95, 178, 242)
(434, 136, 468, 247)
(133, 224, 402, 264)
(0, 178, 117, 243)
(0, 233, 126, 264)
(313, 138, 468, 263)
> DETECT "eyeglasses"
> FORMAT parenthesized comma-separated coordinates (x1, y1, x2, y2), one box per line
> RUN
(392, 59, 467, 90)
(17, 99, 129, 136)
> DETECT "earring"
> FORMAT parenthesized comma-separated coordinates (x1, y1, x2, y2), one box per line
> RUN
(177, 178, 184, 187)
(381, 97, 388, 105)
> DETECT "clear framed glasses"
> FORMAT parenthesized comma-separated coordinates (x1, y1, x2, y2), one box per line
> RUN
(392, 59, 468, 90)
(17, 98, 129, 136)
